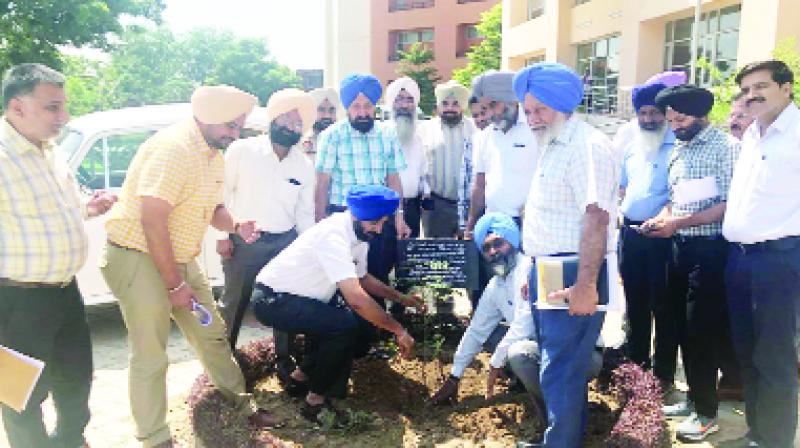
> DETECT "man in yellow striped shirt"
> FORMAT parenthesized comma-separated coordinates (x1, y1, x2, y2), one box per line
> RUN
(0, 63, 116, 448)
(101, 85, 280, 448)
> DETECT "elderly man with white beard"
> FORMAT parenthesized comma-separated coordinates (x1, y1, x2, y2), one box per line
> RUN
(616, 81, 679, 393)
(420, 79, 477, 238)
(386, 77, 428, 238)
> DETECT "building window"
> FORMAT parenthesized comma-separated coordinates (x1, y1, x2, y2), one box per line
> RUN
(527, 0, 545, 20)
(457, 24, 482, 58)
(390, 29, 435, 61)
(457, 0, 486, 4)
(663, 4, 740, 85)
(575, 0, 592, 5)
(576, 34, 621, 114)
(525, 55, 545, 66)
(389, 0, 435, 12)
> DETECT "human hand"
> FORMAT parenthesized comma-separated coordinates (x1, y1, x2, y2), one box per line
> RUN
(168, 281, 194, 310)
(87, 190, 117, 217)
(395, 215, 411, 239)
(548, 282, 598, 316)
(216, 239, 234, 259)
(644, 218, 678, 238)
(486, 367, 506, 399)
(521, 279, 529, 300)
(395, 330, 415, 358)
(236, 220, 261, 243)
(403, 293, 427, 313)
(430, 375, 460, 405)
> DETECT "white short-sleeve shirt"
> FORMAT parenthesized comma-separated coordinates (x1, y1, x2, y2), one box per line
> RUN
(472, 109, 539, 218)
(255, 211, 368, 302)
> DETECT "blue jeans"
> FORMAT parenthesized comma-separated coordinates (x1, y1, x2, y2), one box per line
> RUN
(529, 264, 605, 448)
(726, 242, 800, 448)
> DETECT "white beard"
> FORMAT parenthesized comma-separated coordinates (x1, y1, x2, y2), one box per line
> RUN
(441, 120, 464, 152)
(533, 114, 567, 148)
(394, 114, 417, 146)
(634, 124, 667, 158)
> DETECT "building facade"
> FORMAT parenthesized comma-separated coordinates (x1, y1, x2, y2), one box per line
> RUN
(502, 0, 800, 115)
(325, 0, 500, 90)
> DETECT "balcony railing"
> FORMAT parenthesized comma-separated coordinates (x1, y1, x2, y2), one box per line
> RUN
(389, 0, 435, 12)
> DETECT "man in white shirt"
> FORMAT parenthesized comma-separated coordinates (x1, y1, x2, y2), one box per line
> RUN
(466, 71, 538, 238)
(515, 63, 619, 448)
(385, 77, 428, 238)
(420, 80, 477, 238)
(727, 91, 755, 141)
(723, 60, 800, 448)
(302, 87, 340, 160)
(250, 185, 422, 427)
(216, 89, 316, 348)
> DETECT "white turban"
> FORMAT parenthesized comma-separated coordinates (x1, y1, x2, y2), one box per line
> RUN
(308, 87, 341, 109)
(266, 88, 316, 134)
(191, 85, 257, 125)
(384, 77, 420, 108)
(435, 80, 470, 110)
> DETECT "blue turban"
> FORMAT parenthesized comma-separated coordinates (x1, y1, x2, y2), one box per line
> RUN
(513, 62, 584, 113)
(473, 212, 520, 251)
(632, 82, 667, 112)
(339, 74, 382, 109)
(346, 185, 400, 221)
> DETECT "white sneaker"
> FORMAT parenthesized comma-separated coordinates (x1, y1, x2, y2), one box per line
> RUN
(662, 400, 693, 417)
(676, 413, 719, 442)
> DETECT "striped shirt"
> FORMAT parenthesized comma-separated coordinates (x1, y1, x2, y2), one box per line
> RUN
(314, 120, 406, 206)
(458, 138, 474, 232)
(106, 119, 224, 263)
(522, 116, 619, 256)
(421, 117, 477, 200)
(667, 126, 740, 237)
(0, 118, 88, 283)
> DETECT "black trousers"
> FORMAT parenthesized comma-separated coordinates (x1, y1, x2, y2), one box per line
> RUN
(668, 236, 737, 418)
(252, 285, 372, 398)
(0, 281, 92, 448)
(403, 196, 421, 239)
(618, 222, 676, 383)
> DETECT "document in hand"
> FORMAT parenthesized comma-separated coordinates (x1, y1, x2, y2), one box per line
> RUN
(534, 253, 624, 311)
(0, 344, 45, 412)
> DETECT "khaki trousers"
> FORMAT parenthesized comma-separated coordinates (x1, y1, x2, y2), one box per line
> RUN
(101, 243, 252, 447)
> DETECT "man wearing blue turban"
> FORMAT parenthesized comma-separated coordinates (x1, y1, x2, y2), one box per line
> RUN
(615, 80, 680, 397)
(251, 185, 423, 427)
(314, 73, 413, 326)
(513, 62, 620, 448)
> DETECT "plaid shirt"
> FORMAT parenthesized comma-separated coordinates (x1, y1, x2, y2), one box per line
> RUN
(667, 126, 740, 237)
(106, 120, 225, 263)
(457, 138, 473, 232)
(314, 120, 406, 206)
(522, 116, 619, 256)
(0, 118, 88, 283)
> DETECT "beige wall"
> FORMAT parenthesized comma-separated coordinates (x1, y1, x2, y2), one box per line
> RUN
(738, 0, 800, 66)
(370, 0, 501, 88)
(324, 0, 372, 89)
(569, 0, 624, 44)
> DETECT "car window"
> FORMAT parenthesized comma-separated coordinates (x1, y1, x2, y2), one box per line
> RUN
(55, 127, 84, 163)
(78, 139, 106, 190)
(76, 130, 155, 190)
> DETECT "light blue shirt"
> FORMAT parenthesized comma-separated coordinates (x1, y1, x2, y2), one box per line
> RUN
(619, 129, 675, 221)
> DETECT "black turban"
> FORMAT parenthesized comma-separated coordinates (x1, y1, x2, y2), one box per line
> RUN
(654, 85, 714, 117)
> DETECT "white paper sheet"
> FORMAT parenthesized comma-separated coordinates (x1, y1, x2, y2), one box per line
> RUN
(673, 176, 719, 206)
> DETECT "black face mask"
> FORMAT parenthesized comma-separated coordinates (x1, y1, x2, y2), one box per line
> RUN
(313, 118, 335, 134)
(487, 247, 518, 277)
(353, 221, 379, 242)
(350, 115, 375, 134)
(673, 120, 705, 142)
(394, 108, 414, 118)
(441, 111, 462, 126)
(270, 122, 302, 148)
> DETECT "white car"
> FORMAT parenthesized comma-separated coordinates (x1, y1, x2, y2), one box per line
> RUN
(55, 103, 268, 305)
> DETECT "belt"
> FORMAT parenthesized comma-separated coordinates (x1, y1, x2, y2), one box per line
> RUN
(107, 239, 142, 252)
(734, 235, 800, 255)
(673, 234, 725, 244)
(0, 277, 72, 288)
(403, 196, 421, 206)
(431, 193, 458, 205)
(622, 217, 644, 226)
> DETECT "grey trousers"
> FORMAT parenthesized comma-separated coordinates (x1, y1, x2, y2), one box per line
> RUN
(421, 195, 459, 238)
(219, 229, 297, 348)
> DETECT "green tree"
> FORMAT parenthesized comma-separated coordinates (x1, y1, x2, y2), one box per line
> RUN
(0, 0, 164, 75)
(452, 3, 502, 88)
(397, 43, 441, 115)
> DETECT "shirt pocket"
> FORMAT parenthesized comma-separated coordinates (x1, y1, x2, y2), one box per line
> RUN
(278, 178, 303, 213)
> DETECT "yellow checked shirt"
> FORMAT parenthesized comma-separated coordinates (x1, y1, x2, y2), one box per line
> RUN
(105, 119, 224, 263)
(0, 118, 88, 283)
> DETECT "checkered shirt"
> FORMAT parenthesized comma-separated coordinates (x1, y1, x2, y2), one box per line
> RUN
(667, 126, 740, 237)
(522, 116, 619, 256)
(314, 120, 406, 206)
(105, 120, 224, 263)
(0, 118, 88, 283)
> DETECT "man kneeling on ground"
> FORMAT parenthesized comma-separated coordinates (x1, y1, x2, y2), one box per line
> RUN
(250, 185, 424, 427)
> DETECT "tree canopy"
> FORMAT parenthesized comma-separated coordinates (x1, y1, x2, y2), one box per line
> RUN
(397, 43, 441, 115)
(452, 3, 502, 88)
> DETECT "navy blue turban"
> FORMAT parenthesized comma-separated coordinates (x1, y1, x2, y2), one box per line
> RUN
(346, 185, 400, 221)
(340, 74, 382, 109)
(632, 82, 668, 112)
(654, 85, 714, 117)
(473, 212, 520, 251)
(513, 62, 584, 113)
